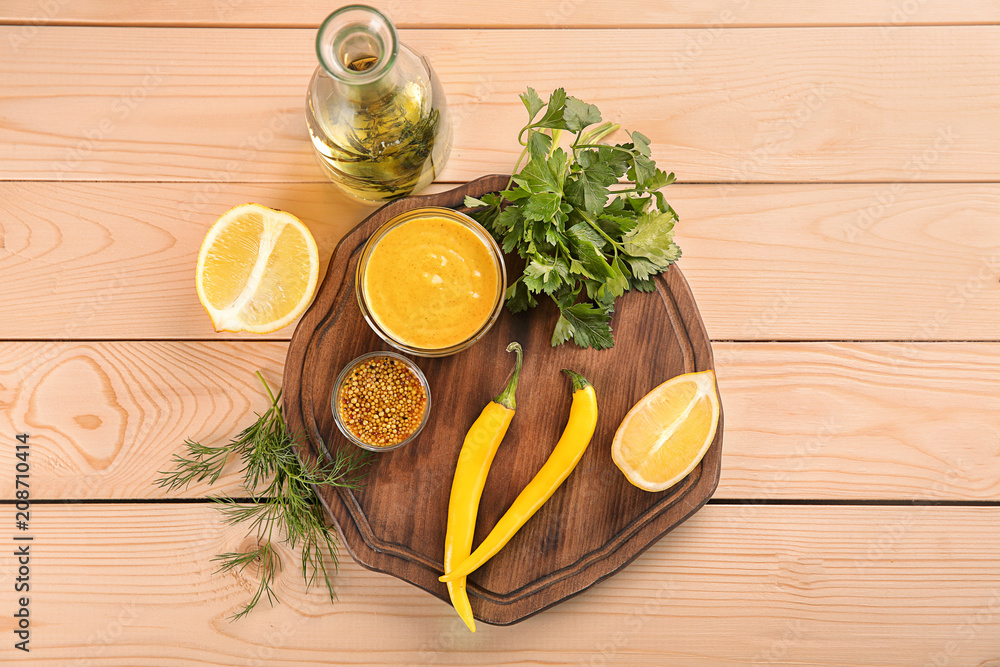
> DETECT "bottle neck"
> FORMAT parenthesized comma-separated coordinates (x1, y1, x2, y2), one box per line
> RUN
(316, 5, 399, 102)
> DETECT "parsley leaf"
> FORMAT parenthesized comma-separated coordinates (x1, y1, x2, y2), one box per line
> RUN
(514, 148, 566, 194)
(622, 210, 681, 267)
(520, 87, 545, 120)
(524, 256, 571, 295)
(629, 130, 652, 156)
(564, 148, 621, 215)
(564, 97, 602, 132)
(506, 277, 538, 313)
(535, 88, 568, 129)
(527, 131, 553, 161)
(554, 303, 614, 349)
(623, 255, 661, 282)
(524, 191, 563, 223)
(601, 257, 630, 302)
(632, 276, 657, 292)
(565, 222, 614, 280)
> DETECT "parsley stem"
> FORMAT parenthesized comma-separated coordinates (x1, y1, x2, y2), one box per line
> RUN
(549, 129, 563, 159)
(507, 144, 530, 190)
(569, 129, 585, 164)
(578, 209, 623, 249)
(556, 238, 574, 265)
(579, 121, 619, 145)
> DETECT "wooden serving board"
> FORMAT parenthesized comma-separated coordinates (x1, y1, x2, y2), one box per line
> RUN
(282, 175, 723, 625)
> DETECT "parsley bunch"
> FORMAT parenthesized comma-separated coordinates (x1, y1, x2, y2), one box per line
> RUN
(466, 88, 680, 349)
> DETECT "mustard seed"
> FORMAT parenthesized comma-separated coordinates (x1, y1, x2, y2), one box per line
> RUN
(337, 356, 427, 447)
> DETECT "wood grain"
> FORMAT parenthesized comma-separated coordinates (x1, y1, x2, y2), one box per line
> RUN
(1, 503, 998, 666)
(4, 182, 1000, 341)
(1, 5, 997, 664)
(716, 341, 1000, 501)
(0, 341, 284, 499)
(282, 175, 721, 624)
(0, 181, 442, 340)
(668, 182, 1000, 340)
(3, 0, 999, 28)
(2, 27, 999, 182)
(2, 342, 998, 503)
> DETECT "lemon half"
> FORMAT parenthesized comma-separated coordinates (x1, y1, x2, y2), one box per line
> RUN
(612, 370, 720, 492)
(196, 203, 319, 334)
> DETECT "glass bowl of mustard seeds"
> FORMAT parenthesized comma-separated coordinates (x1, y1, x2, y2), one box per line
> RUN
(332, 351, 431, 452)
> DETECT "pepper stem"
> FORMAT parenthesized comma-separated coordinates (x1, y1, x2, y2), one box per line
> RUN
(561, 368, 591, 392)
(493, 342, 523, 411)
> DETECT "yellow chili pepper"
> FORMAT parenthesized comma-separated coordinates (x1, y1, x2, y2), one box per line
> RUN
(440, 368, 597, 585)
(443, 341, 523, 633)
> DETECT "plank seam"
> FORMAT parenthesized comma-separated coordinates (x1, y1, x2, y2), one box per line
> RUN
(6, 179, 1000, 186)
(3, 338, 1000, 344)
(0, 497, 256, 505)
(709, 499, 1000, 507)
(2, 22, 1000, 29)
(2, 498, 997, 506)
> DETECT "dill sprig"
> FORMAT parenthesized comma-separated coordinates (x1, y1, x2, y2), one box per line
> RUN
(156, 371, 372, 620)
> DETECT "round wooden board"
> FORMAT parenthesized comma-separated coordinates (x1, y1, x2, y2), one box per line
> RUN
(282, 175, 723, 626)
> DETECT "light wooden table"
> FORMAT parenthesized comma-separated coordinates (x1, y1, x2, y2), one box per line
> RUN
(2, 2, 1000, 665)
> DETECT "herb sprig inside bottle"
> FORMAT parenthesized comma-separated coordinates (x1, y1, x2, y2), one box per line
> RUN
(156, 372, 371, 620)
(305, 5, 452, 202)
(465, 87, 681, 350)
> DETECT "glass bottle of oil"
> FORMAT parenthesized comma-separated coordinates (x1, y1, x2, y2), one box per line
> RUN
(306, 5, 452, 202)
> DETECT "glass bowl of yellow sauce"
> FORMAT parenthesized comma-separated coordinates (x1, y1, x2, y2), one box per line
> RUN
(356, 207, 506, 357)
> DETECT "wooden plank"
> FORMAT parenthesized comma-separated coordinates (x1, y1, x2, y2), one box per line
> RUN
(2, 0, 998, 28)
(0, 503, 997, 665)
(669, 182, 1000, 341)
(0, 341, 285, 499)
(1, 27, 998, 182)
(2, 340, 999, 502)
(716, 341, 1000, 501)
(3, 182, 1000, 340)
(0, 182, 444, 340)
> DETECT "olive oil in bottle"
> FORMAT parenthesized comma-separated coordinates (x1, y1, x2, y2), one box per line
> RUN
(306, 6, 452, 202)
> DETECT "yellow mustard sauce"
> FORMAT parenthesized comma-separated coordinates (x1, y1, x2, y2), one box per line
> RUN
(363, 215, 499, 350)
